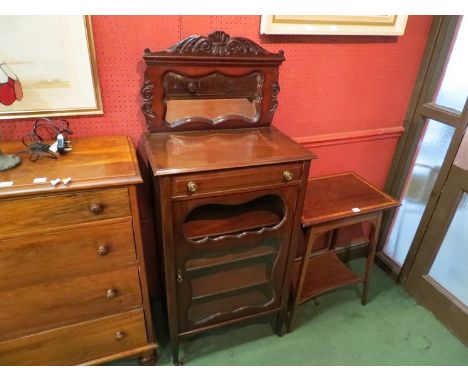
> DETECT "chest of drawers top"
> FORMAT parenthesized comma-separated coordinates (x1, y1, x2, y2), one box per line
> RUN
(0, 136, 141, 199)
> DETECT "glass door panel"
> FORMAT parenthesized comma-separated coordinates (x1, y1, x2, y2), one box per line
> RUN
(187, 250, 275, 323)
(384, 120, 455, 265)
(428, 192, 468, 305)
(434, 17, 467, 112)
(173, 187, 299, 332)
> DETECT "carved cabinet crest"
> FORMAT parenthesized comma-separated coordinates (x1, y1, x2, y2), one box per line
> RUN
(141, 31, 284, 132)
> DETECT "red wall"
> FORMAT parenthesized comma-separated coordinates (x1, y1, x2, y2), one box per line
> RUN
(0, 15, 432, 254)
(0, 15, 432, 188)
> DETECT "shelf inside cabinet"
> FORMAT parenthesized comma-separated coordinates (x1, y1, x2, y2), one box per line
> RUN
(192, 279, 270, 301)
(183, 194, 285, 242)
(292, 250, 363, 303)
(186, 245, 276, 272)
(190, 254, 273, 301)
(188, 283, 274, 323)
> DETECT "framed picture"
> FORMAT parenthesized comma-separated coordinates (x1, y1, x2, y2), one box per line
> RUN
(260, 15, 408, 36)
(0, 15, 102, 119)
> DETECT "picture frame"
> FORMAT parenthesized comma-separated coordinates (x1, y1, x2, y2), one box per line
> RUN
(260, 15, 408, 36)
(0, 15, 103, 119)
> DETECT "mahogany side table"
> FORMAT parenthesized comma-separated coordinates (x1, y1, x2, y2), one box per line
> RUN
(287, 172, 400, 332)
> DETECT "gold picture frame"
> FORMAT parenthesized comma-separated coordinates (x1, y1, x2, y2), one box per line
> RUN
(260, 15, 408, 36)
(0, 15, 103, 119)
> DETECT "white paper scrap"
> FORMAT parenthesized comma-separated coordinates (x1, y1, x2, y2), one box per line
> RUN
(33, 177, 48, 184)
(0, 181, 14, 188)
(50, 178, 61, 186)
(62, 177, 72, 185)
(352, 207, 361, 213)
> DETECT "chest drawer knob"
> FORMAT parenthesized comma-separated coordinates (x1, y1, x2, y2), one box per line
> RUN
(89, 202, 103, 215)
(97, 245, 108, 256)
(283, 170, 294, 182)
(187, 181, 198, 193)
(106, 288, 118, 299)
(115, 330, 126, 341)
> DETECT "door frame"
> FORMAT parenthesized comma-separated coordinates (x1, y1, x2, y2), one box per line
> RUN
(378, 16, 467, 282)
(404, 160, 468, 345)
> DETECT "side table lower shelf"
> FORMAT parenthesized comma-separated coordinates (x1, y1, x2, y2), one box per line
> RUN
(286, 173, 400, 333)
(292, 250, 363, 304)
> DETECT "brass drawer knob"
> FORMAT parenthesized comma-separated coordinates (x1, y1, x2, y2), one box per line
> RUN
(187, 181, 198, 193)
(115, 331, 126, 341)
(97, 245, 108, 256)
(187, 82, 197, 93)
(106, 288, 118, 299)
(283, 170, 293, 182)
(89, 202, 102, 215)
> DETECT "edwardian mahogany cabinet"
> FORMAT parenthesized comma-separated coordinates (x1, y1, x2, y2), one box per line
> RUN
(140, 31, 315, 364)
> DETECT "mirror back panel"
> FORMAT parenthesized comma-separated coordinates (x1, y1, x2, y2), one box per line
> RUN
(141, 31, 285, 132)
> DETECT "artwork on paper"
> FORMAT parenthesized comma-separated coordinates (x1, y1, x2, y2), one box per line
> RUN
(0, 15, 102, 119)
(261, 15, 408, 36)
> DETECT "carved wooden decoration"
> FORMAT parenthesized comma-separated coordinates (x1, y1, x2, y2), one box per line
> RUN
(165, 31, 281, 57)
(269, 82, 280, 112)
(140, 76, 156, 124)
(141, 30, 285, 132)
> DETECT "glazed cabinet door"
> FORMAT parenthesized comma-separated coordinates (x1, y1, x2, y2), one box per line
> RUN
(172, 187, 298, 332)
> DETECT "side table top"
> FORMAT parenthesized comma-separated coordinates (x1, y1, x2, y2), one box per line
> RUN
(302, 172, 400, 226)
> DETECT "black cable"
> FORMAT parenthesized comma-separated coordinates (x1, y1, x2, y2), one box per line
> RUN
(16, 118, 73, 161)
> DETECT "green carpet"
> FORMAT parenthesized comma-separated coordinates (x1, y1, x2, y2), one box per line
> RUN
(110, 259, 468, 366)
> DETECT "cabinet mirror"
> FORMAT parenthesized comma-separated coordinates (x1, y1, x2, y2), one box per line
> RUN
(164, 71, 264, 127)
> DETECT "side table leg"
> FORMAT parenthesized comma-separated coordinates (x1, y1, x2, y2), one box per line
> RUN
(362, 213, 382, 305)
(287, 227, 315, 332)
(329, 228, 339, 251)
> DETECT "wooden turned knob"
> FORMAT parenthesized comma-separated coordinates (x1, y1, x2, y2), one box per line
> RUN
(89, 203, 102, 215)
(115, 331, 126, 341)
(283, 170, 293, 182)
(97, 245, 108, 256)
(187, 181, 198, 193)
(106, 288, 117, 299)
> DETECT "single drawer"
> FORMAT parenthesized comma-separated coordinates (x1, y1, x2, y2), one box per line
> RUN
(0, 188, 131, 238)
(171, 162, 303, 199)
(0, 309, 148, 365)
(0, 221, 137, 291)
(0, 266, 142, 340)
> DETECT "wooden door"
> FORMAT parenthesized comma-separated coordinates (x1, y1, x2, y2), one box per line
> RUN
(172, 187, 298, 333)
(380, 17, 467, 278)
(405, 126, 468, 345)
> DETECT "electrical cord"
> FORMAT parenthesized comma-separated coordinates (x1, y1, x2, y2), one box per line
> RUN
(15, 118, 73, 162)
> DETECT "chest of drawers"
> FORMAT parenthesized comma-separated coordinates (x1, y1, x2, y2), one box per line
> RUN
(0, 136, 157, 365)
